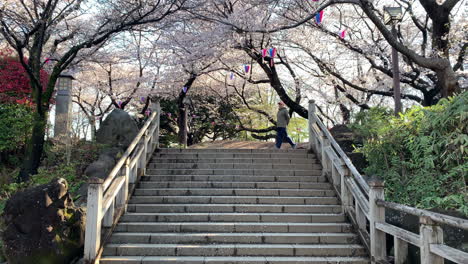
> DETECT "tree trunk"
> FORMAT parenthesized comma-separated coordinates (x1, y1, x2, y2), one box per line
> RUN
(177, 75, 197, 146)
(90, 118, 97, 141)
(178, 107, 188, 146)
(18, 111, 47, 182)
(419, 0, 461, 97)
(244, 48, 308, 118)
(437, 67, 460, 98)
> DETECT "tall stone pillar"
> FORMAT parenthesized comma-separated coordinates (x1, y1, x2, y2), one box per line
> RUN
(54, 73, 74, 140)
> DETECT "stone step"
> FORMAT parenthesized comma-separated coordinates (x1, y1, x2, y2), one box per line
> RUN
(156, 148, 309, 153)
(102, 243, 367, 257)
(99, 147, 369, 263)
(152, 158, 318, 164)
(133, 188, 336, 197)
(141, 175, 326, 182)
(138, 181, 333, 189)
(152, 153, 314, 160)
(147, 163, 320, 170)
(129, 196, 339, 205)
(100, 256, 370, 264)
(127, 204, 343, 214)
(109, 232, 359, 244)
(146, 168, 322, 176)
(126, 205, 343, 214)
(121, 212, 346, 222)
(115, 222, 353, 233)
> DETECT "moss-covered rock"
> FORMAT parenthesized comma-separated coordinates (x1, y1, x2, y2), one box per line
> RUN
(2, 178, 85, 264)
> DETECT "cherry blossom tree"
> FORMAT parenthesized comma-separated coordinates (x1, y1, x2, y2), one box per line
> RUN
(188, 0, 465, 123)
(0, 0, 188, 181)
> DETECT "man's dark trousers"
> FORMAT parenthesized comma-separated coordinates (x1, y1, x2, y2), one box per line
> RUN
(275, 127, 294, 148)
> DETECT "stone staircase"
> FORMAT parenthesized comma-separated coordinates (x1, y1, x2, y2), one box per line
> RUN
(100, 149, 370, 264)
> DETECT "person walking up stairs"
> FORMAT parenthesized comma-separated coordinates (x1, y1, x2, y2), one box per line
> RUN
(276, 101, 297, 149)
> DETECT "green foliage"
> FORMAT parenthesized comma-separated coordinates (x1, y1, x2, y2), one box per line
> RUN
(159, 95, 242, 146)
(0, 104, 33, 165)
(288, 117, 308, 143)
(0, 140, 101, 214)
(351, 92, 468, 215)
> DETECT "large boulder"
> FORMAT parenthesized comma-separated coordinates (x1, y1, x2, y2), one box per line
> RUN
(2, 178, 85, 264)
(96, 109, 139, 148)
(84, 147, 122, 181)
(329, 125, 368, 173)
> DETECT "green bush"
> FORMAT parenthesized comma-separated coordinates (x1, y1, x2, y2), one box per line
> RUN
(351, 92, 468, 215)
(0, 104, 33, 166)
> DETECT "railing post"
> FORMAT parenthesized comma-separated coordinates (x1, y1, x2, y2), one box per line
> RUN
(154, 98, 161, 149)
(340, 167, 352, 214)
(369, 178, 386, 263)
(331, 164, 339, 191)
(308, 100, 316, 152)
(84, 177, 104, 263)
(420, 216, 444, 264)
(132, 160, 138, 183)
(102, 200, 114, 228)
(117, 158, 130, 211)
(355, 203, 366, 233)
(321, 137, 330, 175)
(394, 236, 408, 264)
(139, 130, 148, 175)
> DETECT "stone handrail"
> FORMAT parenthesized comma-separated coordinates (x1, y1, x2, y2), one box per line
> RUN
(84, 100, 161, 264)
(307, 100, 468, 264)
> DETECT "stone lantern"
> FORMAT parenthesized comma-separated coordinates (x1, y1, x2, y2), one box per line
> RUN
(384, 6, 403, 115)
(54, 72, 74, 140)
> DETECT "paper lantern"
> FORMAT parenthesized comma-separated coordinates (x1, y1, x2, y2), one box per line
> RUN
(268, 48, 277, 58)
(268, 48, 277, 67)
(244, 65, 251, 73)
(315, 10, 324, 24)
(340, 30, 346, 39)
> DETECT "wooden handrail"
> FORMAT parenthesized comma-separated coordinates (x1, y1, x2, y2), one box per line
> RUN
(430, 244, 468, 263)
(376, 199, 468, 230)
(102, 111, 158, 192)
(84, 99, 161, 264)
(307, 100, 468, 264)
(312, 112, 370, 195)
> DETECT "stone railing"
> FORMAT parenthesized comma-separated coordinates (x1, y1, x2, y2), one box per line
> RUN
(84, 100, 161, 263)
(307, 100, 468, 264)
